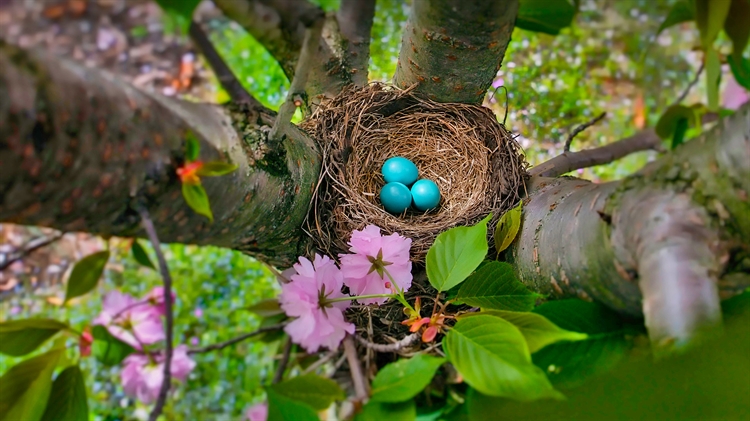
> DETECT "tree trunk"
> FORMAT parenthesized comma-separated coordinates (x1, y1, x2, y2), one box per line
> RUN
(0, 42, 319, 266)
(393, 0, 518, 103)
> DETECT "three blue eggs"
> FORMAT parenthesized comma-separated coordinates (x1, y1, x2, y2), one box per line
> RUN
(379, 157, 441, 214)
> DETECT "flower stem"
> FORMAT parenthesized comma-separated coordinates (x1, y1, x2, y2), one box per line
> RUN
(383, 269, 416, 313)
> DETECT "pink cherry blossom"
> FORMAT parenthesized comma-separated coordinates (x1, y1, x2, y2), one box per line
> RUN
(279, 254, 355, 353)
(339, 225, 412, 305)
(121, 345, 196, 405)
(245, 403, 268, 421)
(146, 286, 175, 316)
(94, 290, 164, 349)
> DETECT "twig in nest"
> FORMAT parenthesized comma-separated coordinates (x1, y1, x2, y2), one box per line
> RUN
(0, 233, 65, 271)
(354, 333, 420, 353)
(188, 323, 286, 354)
(269, 8, 325, 144)
(564, 112, 607, 152)
(343, 336, 368, 400)
(139, 208, 174, 421)
(273, 337, 294, 384)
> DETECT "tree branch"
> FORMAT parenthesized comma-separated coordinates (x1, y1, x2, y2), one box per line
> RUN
(273, 337, 294, 384)
(564, 112, 607, 152)
(343, 335, 368, 400)
(187, 323, 287, 354)
(336, 0, 376, 86)
(0, 232, 64, 271)
(188, 20, 263, 109)
(354, 333, 419, 353)
(0, 42, 320, 266)
(140, 208, 174, 421)
(393, 0, 519, 103)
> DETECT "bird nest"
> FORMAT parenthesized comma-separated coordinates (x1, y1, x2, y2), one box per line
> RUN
(302, 83, 526, 262)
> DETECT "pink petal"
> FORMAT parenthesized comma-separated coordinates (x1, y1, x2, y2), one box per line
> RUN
(246, 403, 268, 421)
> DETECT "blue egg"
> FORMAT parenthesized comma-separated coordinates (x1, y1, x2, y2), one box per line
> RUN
(380, 182, 412, 214)
(382, 157, 419, 186)
(411, 179, 441, 211)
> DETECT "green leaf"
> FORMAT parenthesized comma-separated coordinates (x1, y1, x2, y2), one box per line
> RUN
(0, 348, 62, 421)
(0, 319, 69, 357)
(725, 0, 750, 59)
(131, 240, 155, 270)
(356, 400, 416, 421)
(443, 315, 564, 401)
(729, 54, 750, 90)
(154, 0, 201, 34)
(40, 365, 88, 421)
(706, 48, 722, 110)
(455, 261, 541, 311)
(494, 201, 522, 254)
(671, 116, 689, 149)
(182, 183, 214, 222)
(467, 310, 588, 353)
(695, 0, 732, 47)
(246, 299, 284, 318)
(657, 1, 694, 35)
(63, 250, 109, 303)
(516, 0, 577, 35)
(196, 161, 239, 177)
(370, 354, 445, 403)
(184, 132, 201, 162)
(91, 325, 135, 366)
(266, 388, 319, 421)
(426, 215, 491, 292)
(268, 374, 345, 410)
(531, 300, 632, 387)
(655, 105, 697, 139)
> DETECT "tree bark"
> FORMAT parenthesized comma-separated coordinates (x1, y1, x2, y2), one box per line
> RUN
(393, 0, 518, 104)
(336, 0, 377, 87)
(0, 42, 319, 266)
(512, 104, 750, 346)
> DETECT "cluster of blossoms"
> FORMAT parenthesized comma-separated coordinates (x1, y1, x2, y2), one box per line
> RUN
(94, 288, 196, 404)
(279, 225, 412, 353)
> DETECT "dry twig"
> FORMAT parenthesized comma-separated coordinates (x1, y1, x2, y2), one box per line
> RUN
(564, 112, 607, 152)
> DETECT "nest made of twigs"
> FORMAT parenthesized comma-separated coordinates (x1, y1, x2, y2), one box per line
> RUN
(302, 83, 526, 262)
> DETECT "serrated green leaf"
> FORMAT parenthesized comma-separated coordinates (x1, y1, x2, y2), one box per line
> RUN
(371, 354, 445, 403)
(466, 310, 588, 353)
(516, 0, 577, 35)
(356, 400, 416, 421)
(657, 1, 694, 35)
(455, 261, 540, 311)
(494, 201, 522, 254)
(443, 315, 564, 401)
(695, 0, 732, 47)
(0, 319, 69, 357)
(40, 365, 88, 421)
(184, 132, 201, 162)
(91, 325, 135, 366)
(268, 374, 345, 410)
(530, 300, 632, 387)
(725, 0, 750, 60)
(155, 0, 201, 34)
(729, 54, 750, 90)
(196, 161, 238, 177)
(131, 240, 155, 270)
(706, 48, 722, 110)
(182, 183, 213, 222)
(426, 215, 491, 292)
(0, 348, 62, 421)
(64, 251, 110, 303)
(655, 105, 698, 139)
(266, 388, 319, 421)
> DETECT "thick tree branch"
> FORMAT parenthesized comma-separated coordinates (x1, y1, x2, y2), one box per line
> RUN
(513, 104, 750, 346)
(393, 0, 519, 104)
(214, 0, 352, 100)
(336, 0, 376, 86)
(188, 20, 263, 109)
(0, 42, 319, 266)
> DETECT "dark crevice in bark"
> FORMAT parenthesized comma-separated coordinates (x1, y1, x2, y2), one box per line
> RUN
(393, 0, 519, 104)
(336, 0, 376, 87)
(0, 42, 319, 266)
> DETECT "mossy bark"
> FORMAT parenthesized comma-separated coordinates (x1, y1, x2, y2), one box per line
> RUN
(393, 0, 518, 104)
(0, 43, 319, 266)
(512, 104, 750, 346)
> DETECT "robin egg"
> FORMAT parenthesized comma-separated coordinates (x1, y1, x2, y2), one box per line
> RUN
(382, 157, 418, 186)
(411, 179, 441, 211)
(380, 182, 412, 214)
